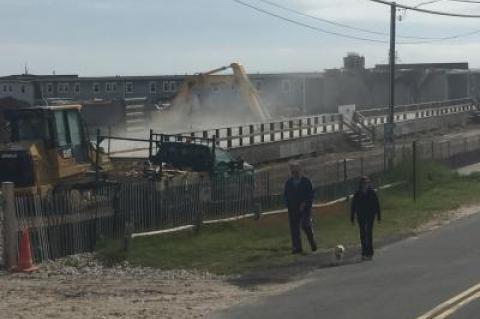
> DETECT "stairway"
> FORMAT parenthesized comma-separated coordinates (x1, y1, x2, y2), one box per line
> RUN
(344, 127, 374, 150)
(124, 97, 147, 134)
(342, 112, 375, 150)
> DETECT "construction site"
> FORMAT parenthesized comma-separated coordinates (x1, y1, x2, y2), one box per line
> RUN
(5, 0, 480, 318)
(2, 56, 480, 318)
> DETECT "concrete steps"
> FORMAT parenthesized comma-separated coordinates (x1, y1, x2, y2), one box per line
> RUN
(344, 127, 374, 150)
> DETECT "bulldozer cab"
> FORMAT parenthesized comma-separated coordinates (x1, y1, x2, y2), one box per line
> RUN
(0, 105, 92, 193)
(5, 105, 89, 163)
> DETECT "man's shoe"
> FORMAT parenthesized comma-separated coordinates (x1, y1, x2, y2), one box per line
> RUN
(311, 242, 317, 252)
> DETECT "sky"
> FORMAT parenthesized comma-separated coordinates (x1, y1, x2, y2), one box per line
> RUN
(1, 0, 480, 76)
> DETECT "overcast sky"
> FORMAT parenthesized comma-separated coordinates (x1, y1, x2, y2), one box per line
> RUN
(1, 0, 480, 76)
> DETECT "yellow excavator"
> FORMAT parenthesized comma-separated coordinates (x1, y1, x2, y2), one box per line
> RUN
(0, 104, 109, 195)
(154, 62, 271, 130)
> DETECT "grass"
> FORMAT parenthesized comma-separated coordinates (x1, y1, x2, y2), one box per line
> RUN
(97, 163, 480, 274)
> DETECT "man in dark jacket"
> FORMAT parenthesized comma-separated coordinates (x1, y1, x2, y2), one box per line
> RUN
(284, 162, 317, 254)
(351, 176, 381, 260)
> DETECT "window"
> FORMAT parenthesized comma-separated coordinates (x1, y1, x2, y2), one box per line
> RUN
(126, 82, 134, 93)
(66, 110, 82, 146)
(105, 82, 112, 92)
(8, 85, 12, 92)
(74, 83, 80, 94)
(163, 81, 169, 92)
(58, 83, 64, 93)
(20, 85, 25, 94)
(3, 84, 7, 92)
(54, 111, 68, 147)
(169, 81, 176, 92)
(112, 83, 117, 92)
(47, 83, 53, 94)
(212, 86, 220, 94)
(93, 83, 100, 93)
(149, 81, 156, 93)
(64, 83, 69, 93)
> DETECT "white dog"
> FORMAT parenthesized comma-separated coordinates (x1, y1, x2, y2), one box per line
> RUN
(333, 244, 345, 263)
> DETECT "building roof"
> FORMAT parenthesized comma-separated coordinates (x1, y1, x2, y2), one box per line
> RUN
(374, 62, 469, 71)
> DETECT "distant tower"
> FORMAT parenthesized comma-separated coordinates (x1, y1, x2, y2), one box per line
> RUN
(343, 52, 365, 71)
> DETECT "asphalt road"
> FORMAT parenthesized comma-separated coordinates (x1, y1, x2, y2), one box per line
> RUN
(211, 212, 480, 319)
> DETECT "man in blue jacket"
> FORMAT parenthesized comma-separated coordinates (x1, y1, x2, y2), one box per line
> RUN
(284, 162, 317, 254)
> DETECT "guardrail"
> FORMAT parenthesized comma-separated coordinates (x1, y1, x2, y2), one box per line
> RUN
(180, 113, 343, 149)
(106, 99, 476, 156)
(358, 98, 476, 127)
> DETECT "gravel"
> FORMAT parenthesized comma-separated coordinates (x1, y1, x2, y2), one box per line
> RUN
(0, 253, 249, 319)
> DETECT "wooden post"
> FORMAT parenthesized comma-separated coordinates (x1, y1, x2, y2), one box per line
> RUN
(238, 126, 243, 147)
(227, 127, 232, 148)
(249, 125, 254, 145)
(95, 128, 101, 188)
(2, 182, 17, 270)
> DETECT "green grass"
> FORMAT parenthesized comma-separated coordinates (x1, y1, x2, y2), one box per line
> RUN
(97, 163, 480, 274)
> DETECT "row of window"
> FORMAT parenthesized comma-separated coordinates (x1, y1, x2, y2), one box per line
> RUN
(2, 84, 26, 94)
(45, 81, 178, 95)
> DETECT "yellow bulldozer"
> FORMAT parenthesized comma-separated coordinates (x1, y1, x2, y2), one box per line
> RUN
(0, 104, 109, 195)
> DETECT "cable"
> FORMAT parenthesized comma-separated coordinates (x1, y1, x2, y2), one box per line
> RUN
(368, 0, 480, 17)
(414, 0, 443, 7)
(257, 0, 456, 40)
(233, 0, 480, 44)
(232, 0, 389, 43)
(447, 0, 480, 3)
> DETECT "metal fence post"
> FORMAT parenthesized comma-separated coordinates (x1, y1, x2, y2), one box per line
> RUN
(412, 141, 417, 202)
(2, 182, 17, 270)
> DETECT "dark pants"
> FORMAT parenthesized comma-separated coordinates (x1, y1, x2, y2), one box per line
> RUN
(288, 208, 316, 252)
(358, 215, 374, 257)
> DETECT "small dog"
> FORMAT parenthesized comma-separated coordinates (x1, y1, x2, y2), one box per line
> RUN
(333, 244, 345, 264)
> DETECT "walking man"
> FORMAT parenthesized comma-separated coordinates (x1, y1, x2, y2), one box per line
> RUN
(284, 162, 317, 254)
(351, 176, 381, 260)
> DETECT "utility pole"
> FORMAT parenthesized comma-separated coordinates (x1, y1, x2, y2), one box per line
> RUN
(385, 1, 397, 170)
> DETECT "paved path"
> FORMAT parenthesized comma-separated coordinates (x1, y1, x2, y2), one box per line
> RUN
(211, 212, 480, 319)
(457, 162, 480, 175)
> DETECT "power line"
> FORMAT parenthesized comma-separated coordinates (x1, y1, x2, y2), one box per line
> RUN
(414, 0, 443, 8)
(233, 0, 480, 44)
(368, 0, 480, 17)
(257, 0, 454, 39)
(232, 0, 388, 43)
(447, 0, 480, 3)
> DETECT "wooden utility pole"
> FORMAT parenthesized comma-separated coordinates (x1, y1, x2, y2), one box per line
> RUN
(385, 2, 397, 170)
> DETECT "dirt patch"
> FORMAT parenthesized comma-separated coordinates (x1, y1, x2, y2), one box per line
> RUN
(0, 253, 320, 319)
(0, 255, 249, 319)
